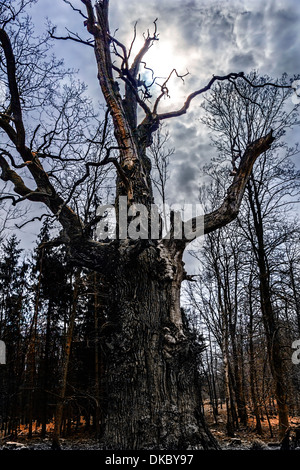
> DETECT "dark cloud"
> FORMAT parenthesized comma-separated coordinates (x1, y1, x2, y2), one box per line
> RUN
(11, 0, 300, 256)
(32, 1, 300, 99)
(171, 161, 199, 202)
(172, 121, 197, 146)
(177, 163, 197, 186)
(266, 7, 300, 74)
(229, 51, 256, 70)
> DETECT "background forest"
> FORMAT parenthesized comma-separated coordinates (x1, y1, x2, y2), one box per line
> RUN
(1, 83, 300, 446)
(1, 0, 300, 452)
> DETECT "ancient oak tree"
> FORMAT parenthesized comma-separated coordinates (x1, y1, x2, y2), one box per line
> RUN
(0, 0, 290, 449)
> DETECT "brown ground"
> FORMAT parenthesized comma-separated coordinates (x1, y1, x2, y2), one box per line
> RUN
(1, 406, 300, 450)
(204, 401, 300, 449)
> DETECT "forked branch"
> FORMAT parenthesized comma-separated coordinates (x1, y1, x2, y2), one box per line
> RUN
(0, 28, 26, 149)
(156, 72, 292, 121)
(180, 130, 275, 245)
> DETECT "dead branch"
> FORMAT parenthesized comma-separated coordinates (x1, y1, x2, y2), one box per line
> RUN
(62, 0, 88, 19)
(182, 130, 275, 243)
(63, 145, 129, 208)
(153, 68, 190, 114)
(0, 28, 26, 149)
(49, 26, 94, 47)
(15, 213, 52, 230)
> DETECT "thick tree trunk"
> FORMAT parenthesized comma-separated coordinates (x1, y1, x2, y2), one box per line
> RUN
(98, 240, 219, 450)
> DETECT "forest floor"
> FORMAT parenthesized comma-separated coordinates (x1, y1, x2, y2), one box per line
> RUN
(1, 405, 300, 451)
(204, 402, 300, 450)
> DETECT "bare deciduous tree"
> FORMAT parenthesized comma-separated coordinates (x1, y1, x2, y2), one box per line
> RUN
(0, 0, 294, 449)
(196, 71, 300, 438)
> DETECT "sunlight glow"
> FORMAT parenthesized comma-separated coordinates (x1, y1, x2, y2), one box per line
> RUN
(120, 25, 192, 113)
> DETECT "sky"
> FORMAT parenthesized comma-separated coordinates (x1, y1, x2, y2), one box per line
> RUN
(28, 0, 300, 202)
(2, 0, 300, 267)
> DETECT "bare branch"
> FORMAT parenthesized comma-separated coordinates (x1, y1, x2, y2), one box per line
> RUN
(153, 68, 189, 115)
(0, 194, 19, 204)
(15, 213, 52, 229)
(157, 72, 293, 124)
(109, 34, 129, 71)
(81, 0, 142, 181)
(129, 19, 159, 79)
(0, 0, 33, 28)
(128, 21, 138, 61)
(182, 130, 275, 244)
(0, 148, 31, 169)
(0, 28, 26, 149)
(241, 75, 291, 91)
(0, 153, 47, 203)
(63, 146, 129, 208)
(49, 26, 94, 47)
(157, 72, 246, 121)
(63, 0, 88, 19)
(81, 0, 99, 36)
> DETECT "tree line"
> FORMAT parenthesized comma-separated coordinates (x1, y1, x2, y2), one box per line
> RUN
(0, 73, 299, 445)
(0, 224, 108, 442)
(0, 0, 299, 450)
(184, 73, 300, 439)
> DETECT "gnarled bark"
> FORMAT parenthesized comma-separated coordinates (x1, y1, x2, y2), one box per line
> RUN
(98, 239, 218, 449)
(0, 0, 284, 450)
